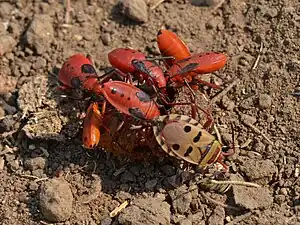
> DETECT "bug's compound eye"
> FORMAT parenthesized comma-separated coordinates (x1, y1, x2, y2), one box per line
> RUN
(221, 146, 230, 152)
(128, 107, 146, 119)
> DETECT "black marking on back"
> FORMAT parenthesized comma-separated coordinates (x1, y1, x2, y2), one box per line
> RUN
(176, 56, 192, 63)
(178, 63, 199, 75)
(184, 125, 192, 133)
(81, 64, 96, 74)
(157, 30, 162, 36)
(136, 91, 151, 103)
(132, 60, 149, 74)
(184, 146, 193, 157)
(193, 131, 202, 143)
(128, 107, 146, 119)
(172, 144, 180, 151)
(70, 77, 82, 88)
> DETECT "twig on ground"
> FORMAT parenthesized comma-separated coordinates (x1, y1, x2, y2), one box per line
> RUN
(20, 174, 49, 182)
(149, 0, 166, 10)
(210, 79, 238, 105)
(242, 121, 273, 145)
(110, 201, 129, 217)
(213, 124, 223, 144)
(251, 41, 263, 70)
(210, 180, 261, 188)
(65, 0, 71, 24)
(200, 191, 240, 211)
(226, 212, 253, 225)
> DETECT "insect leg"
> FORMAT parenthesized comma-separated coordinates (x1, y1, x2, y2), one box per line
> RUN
(194, 76, 221, 89)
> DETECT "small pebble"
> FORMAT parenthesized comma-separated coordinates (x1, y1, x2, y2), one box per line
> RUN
(100, 33, 111, 46)
(8, 160, 19, 171)
(240, 113, 257, 125)
(101, 217, 112, 225)
(145, 179, 158, 190)
(24, 157, 46, 171)
(119, 0, 148, 23)
(32, 57, 47, 70)
(258, 94, 272, 109)
(221, 96, 235, 110)
(169, 185, 192, 214)
(40, 178, 73, 222)
(0, 34, 17, 56)
(29, 181, 39, 191)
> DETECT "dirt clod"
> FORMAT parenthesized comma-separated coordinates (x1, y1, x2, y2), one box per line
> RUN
(0, 1, 299, 224)
(238, 157, 277, 185)
(233, 185, 273, 209)
(119, 0, 148, 23)
(118, 197, 170, 225)
(0, 34, 17, 56)
(258, 94, 272, 109)
(169, 185, 192, 214)
(208, 206, 225, 225)
(39, 178, 73, 222)
(221, 95, 235, 110)
(24, 157, 46, 171)
(100, 33, 111, 46)
(24, 15, 54, 54)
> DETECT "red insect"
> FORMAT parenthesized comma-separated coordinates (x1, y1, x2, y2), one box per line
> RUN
(108, 48, 167, 91)
(82, 102, 104, 149)
(58, 54, 161, 120)
(166, 52, 227, 90)
(92, 81, 160, 120)
(157, 29, 191, 68)
(58, 53, 98, 91)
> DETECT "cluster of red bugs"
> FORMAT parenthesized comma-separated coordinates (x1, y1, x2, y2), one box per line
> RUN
(58, 29, 234, 174)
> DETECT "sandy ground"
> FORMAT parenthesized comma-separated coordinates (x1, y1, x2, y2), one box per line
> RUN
(0, 0, 300, 224)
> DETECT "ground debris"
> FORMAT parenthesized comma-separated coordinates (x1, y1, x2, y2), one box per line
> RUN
(40, 177, 73, 222)
(231, 174, 273, 210)
(119, 0, 148, 23)
(118, 197, 171, 225)
(238, 157, 277, 185)
(169, 184, 193, 214)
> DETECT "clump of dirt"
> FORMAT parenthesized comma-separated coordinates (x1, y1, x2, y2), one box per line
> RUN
(0, 0, 300, 224)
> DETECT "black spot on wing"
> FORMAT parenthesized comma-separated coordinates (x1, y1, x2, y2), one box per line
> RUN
(172, 144, 180, 151)
(81, 64, 96, 74)
(177, 63, 199, 75)
(136, 91, 151, 103)
(132, 60, 149, 74)
(184, 146, 193, 157)
(128, 107, 146, 119)
(184, 125, 192, 133)
(70, 77, 82, 88)
(193, 131, 202, 143)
